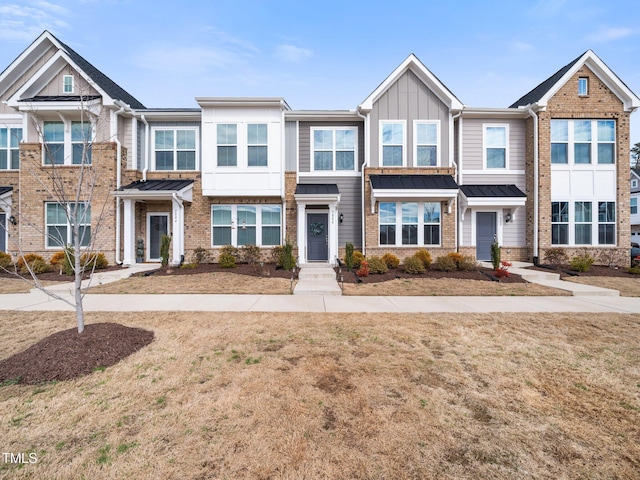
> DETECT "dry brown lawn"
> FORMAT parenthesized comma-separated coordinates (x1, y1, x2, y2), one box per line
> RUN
(342, 277, 569, 296)
(566, 276, 640, 297)
(0, 278, 59, 294)
(1, 311, 639, 479)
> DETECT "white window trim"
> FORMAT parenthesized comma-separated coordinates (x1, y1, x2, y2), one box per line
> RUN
(45, 202, 91, 249)
(247, 123, 268, 167)
(0, 127, 22, 170)
(151, 126, 199, 171)
(632, 179, 638, 189)
(42, 119, 95, 166)
(310, 126, 358, 173)
(211, 204, 282, 247)
(63, 75, 74, 94)
(379, 120, 406, 167)
(551, 200, 617, 246)
(578, 77, 588, 96)
(377, 201, 442, 247)
(551, 119, 616, 166)
(631, 197, 638, 215)
(413, 120, 440, 167)
(483, 123, 509, 170)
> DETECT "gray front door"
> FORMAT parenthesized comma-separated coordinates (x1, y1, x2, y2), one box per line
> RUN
(0, 213, 5, 252)
(149, 214, 169, 261)
(307, 213, 328, 261)
(476, 212, 496, 261)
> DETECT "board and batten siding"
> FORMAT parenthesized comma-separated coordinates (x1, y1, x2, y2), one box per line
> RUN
(369, 69, 450, 168)
(460, 117, 526, 173)
(298, 176, 362, 249)
(284, 121, 297, 171)
(298, 121, 364, 173)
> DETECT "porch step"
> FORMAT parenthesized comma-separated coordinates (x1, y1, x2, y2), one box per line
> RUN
(294, 265, 342, 296)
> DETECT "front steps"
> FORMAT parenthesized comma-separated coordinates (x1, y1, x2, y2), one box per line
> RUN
(293, 264, 342, 296)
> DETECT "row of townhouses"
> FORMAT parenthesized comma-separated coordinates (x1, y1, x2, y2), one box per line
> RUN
(1, 31, 639, 267)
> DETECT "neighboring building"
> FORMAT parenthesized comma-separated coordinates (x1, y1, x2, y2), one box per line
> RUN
(630, 169, 640, 241)
(1, 32, 638, 267)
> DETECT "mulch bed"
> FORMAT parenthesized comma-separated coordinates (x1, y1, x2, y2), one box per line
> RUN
(0, 265, 122, 282)
(530, 264, 635, 278)
(135, 262, 295, 279)
(336, 266, 526, 284)
(0, 323, 154, 385)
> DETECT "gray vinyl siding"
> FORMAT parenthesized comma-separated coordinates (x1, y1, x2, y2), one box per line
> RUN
(298, 176, 362, 249)
(285, 121, 297, 171)
(462, 214, 472, 246)
(369, 69, 450, 167)
(298, 121, 364, 173)
(136, 121, 145, 170)
(463, 174, 526, 191)
(460, 117, 526, 172)
(503, 215, 526, 246)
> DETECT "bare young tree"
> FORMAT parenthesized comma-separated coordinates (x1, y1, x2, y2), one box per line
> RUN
(1, 95, 114, 333)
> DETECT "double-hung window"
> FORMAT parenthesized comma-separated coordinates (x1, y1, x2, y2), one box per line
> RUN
(379, 202, 441, 246)
(211, 205, 281, 247)
(312, 127, 356, 171)
(574, 201, 592, 245)
(415, 122, 438, 167)
(153, 128, 197, 170)
(578, 77, 588, 96)
(379, 202, 396, 245)
(43, 120, 93, 165)
(401, 203, 418, 245)
(248, 124, 268, 167)
(550, 120, 616, 164)
(217, 124, 237, 167)
(631, 197, 638, 215)
(551, 202, 569, 245)
(551, 120, 569, 164)
(381, 122, 404, 166)
(485, 125, 507, 168)
(44, 121, 65, 165)
(63, 75, 74, 94)
(423, 202, 441, 245)
(72, 121, 92, 165)
(46, 202, 91, 248)
(598, 202, 615, 245)
(0, 127, 22, 170)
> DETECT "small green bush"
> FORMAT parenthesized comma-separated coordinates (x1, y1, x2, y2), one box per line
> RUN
(381, 253, 400, 269)
(352, 251, 365, 269)
(490, 241, 501, 270)
(219, 253, 237, 268)
(403, 255, 426, 274)
(627, 265, 640, 275)
(415, 249, 432, 269)
(0, 252, 11, 269)
(160, 234, 171, 267)
(180, 262, 198, 269)
(544, 247, 568, 268)
(457, 255, 478, 271)
(241, 244, 261, 264)
(570, 253, 595, 272)
(345, 242, 354, 270)
(367, 256, 388, 274)
(434, 255, 457, 272)
(280, 238, 296, 271)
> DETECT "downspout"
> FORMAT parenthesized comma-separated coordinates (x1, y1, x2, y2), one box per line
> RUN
(172, 192, 184, 266)
(527, 106, 539, 265)
(280, 102, 286, 248)
(356, 107, 369, 256)
(141, 114, 149, 181)
(451, 110, 462, 253)
(112, 102, 126, 265)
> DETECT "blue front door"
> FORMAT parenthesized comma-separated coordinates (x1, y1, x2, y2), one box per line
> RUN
(307, 213, 328, 261)
(476, 212, 496, 261)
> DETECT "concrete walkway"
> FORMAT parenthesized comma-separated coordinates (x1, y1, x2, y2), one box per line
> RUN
(2, 263, 639, 313)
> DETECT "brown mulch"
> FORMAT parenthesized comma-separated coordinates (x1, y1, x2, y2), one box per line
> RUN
(137, 262, 295, 279)
(0, 323, 154, 385)
(337, 266, 526, 284)
(530, 264, 634, 278)
(0, 265, 122, 282)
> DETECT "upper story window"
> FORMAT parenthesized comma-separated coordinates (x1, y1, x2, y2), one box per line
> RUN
(0, 127, 22, 170)
(631, 197, 637, 215)
(153, 128, 197, 171)
(484, 125, 508, 168)
(414, 121, 439, 167)
(247, 124, 268, 167)
(311, 127, 357, 171)
(381, 121, 405, 167)
(63, 75, 74, 94)
(217, 124, 237, 167)
(578, 77, 588, 96)
(551, 119, 616, 165)
(632, 179, 638, 189)
(43, 120, 93, 166)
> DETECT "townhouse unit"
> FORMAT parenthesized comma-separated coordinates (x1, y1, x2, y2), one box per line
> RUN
(631, 169, 640, 241)
(1, 31, 638, 268)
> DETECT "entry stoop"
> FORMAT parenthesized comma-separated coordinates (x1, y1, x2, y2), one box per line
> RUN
(293, 264, 342, 296)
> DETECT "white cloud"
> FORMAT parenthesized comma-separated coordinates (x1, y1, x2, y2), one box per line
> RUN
(275, 44, 313, 63)
(131, 46, 243, 73)
(587, 26, 634, 43)
(0, 2, 69, 41)
(512, 41, 534, 52)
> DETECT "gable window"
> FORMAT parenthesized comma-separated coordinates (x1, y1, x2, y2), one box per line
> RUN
(484, 125, 507, 168)
(247, 124, 268, 167)
(632, 179, 638, 189)
(574, 201, 592, 244)
(598, 202, 615, 244)
(46, 202, 91, 248)
(415, 122, 439, 167)
(550, 119, 616, 165)
(63, 75, 74, 94)
(551, 201, 568, 245)
(217, 124, 237, 167)
(211, 204, 281, 247)
(631, 197, 637, 215)
(0, 127, 22, 170)
(312, 127, 356, 171)
(578, 77, 588, 96)
(381, 122, 404, 167)
(379, 201, 441, 246)
(43, 120, 93, 166)
(153, 128, 197, 171)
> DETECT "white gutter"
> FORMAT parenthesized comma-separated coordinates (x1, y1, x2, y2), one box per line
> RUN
(451, 110, 462, 252)
(141, 114, 149, 181)
(356, 107, 369, 255)
(111, 102, 126, 265)
(526, 106, 539, 263)
(280, 101, 287, 247)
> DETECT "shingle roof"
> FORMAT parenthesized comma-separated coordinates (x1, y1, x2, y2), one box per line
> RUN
(0, 186, 13, 196)
(460, 185, 526, 198)
(119, 179, 194, 192)
(370, 174, 458, 190)
(19, 95, 101, 102)
(295, 184, 340, 195)
(50, 32, 146, 109)
(510, 52, 585, 108)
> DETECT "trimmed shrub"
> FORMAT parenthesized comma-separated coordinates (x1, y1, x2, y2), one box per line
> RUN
(180, 262, 198, 269)
(544, 247, 568, 268)
(160, 234, 171, 267)
(367, 256, 388, 274)
(81, 252, 109, 270)
(403, 255, 426, 274)
(219, 245, 239, 268)
(191, 247, 210, 264)
(434, 255, 457, 272)
(381, 252, 400, 269)
(570, 253, 595, 272)
(17, 254, 50, 275)
(241, 244, 261, 265)
(352, 251, 365, 269)
(49, 251, 66, 272)
(446, 252, 463, 268)
(356, 260, 370, 277)
(0, 251, 12, 269)
(280, 237, 296, 271)
(457, 255, 478, 271)
(414, 249, 432, 269)
(628, 265, 640, 275)
(490, 241, 501, 270)
(345, 242, 354, 270)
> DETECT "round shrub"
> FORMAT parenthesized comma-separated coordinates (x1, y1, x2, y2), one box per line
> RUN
(356, 260, 370, 277)
(403, 255, 426, 274)
(0, 251, 13, 269)
(414, 249, 432, 269)
(435, 255, 457, 272)
(17, 254, 50, 275)
(381, 252, 400, 269)
(457, 255, 478, 271)
(367, 256, 388, 274)
(352, 250, 365, 269)
(219, 253, 237, 268)
(570, 253, 595, 272)
(81, 252, 109, 270)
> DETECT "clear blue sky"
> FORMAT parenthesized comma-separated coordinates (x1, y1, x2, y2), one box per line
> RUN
(1, 0, 639, 145)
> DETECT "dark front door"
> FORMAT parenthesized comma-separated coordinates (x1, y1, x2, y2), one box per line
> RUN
(476, 212, 496, 261)
(149, 214, 169, 261)
(0, 213, 5, 252)
(307, 213, 328, 261)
